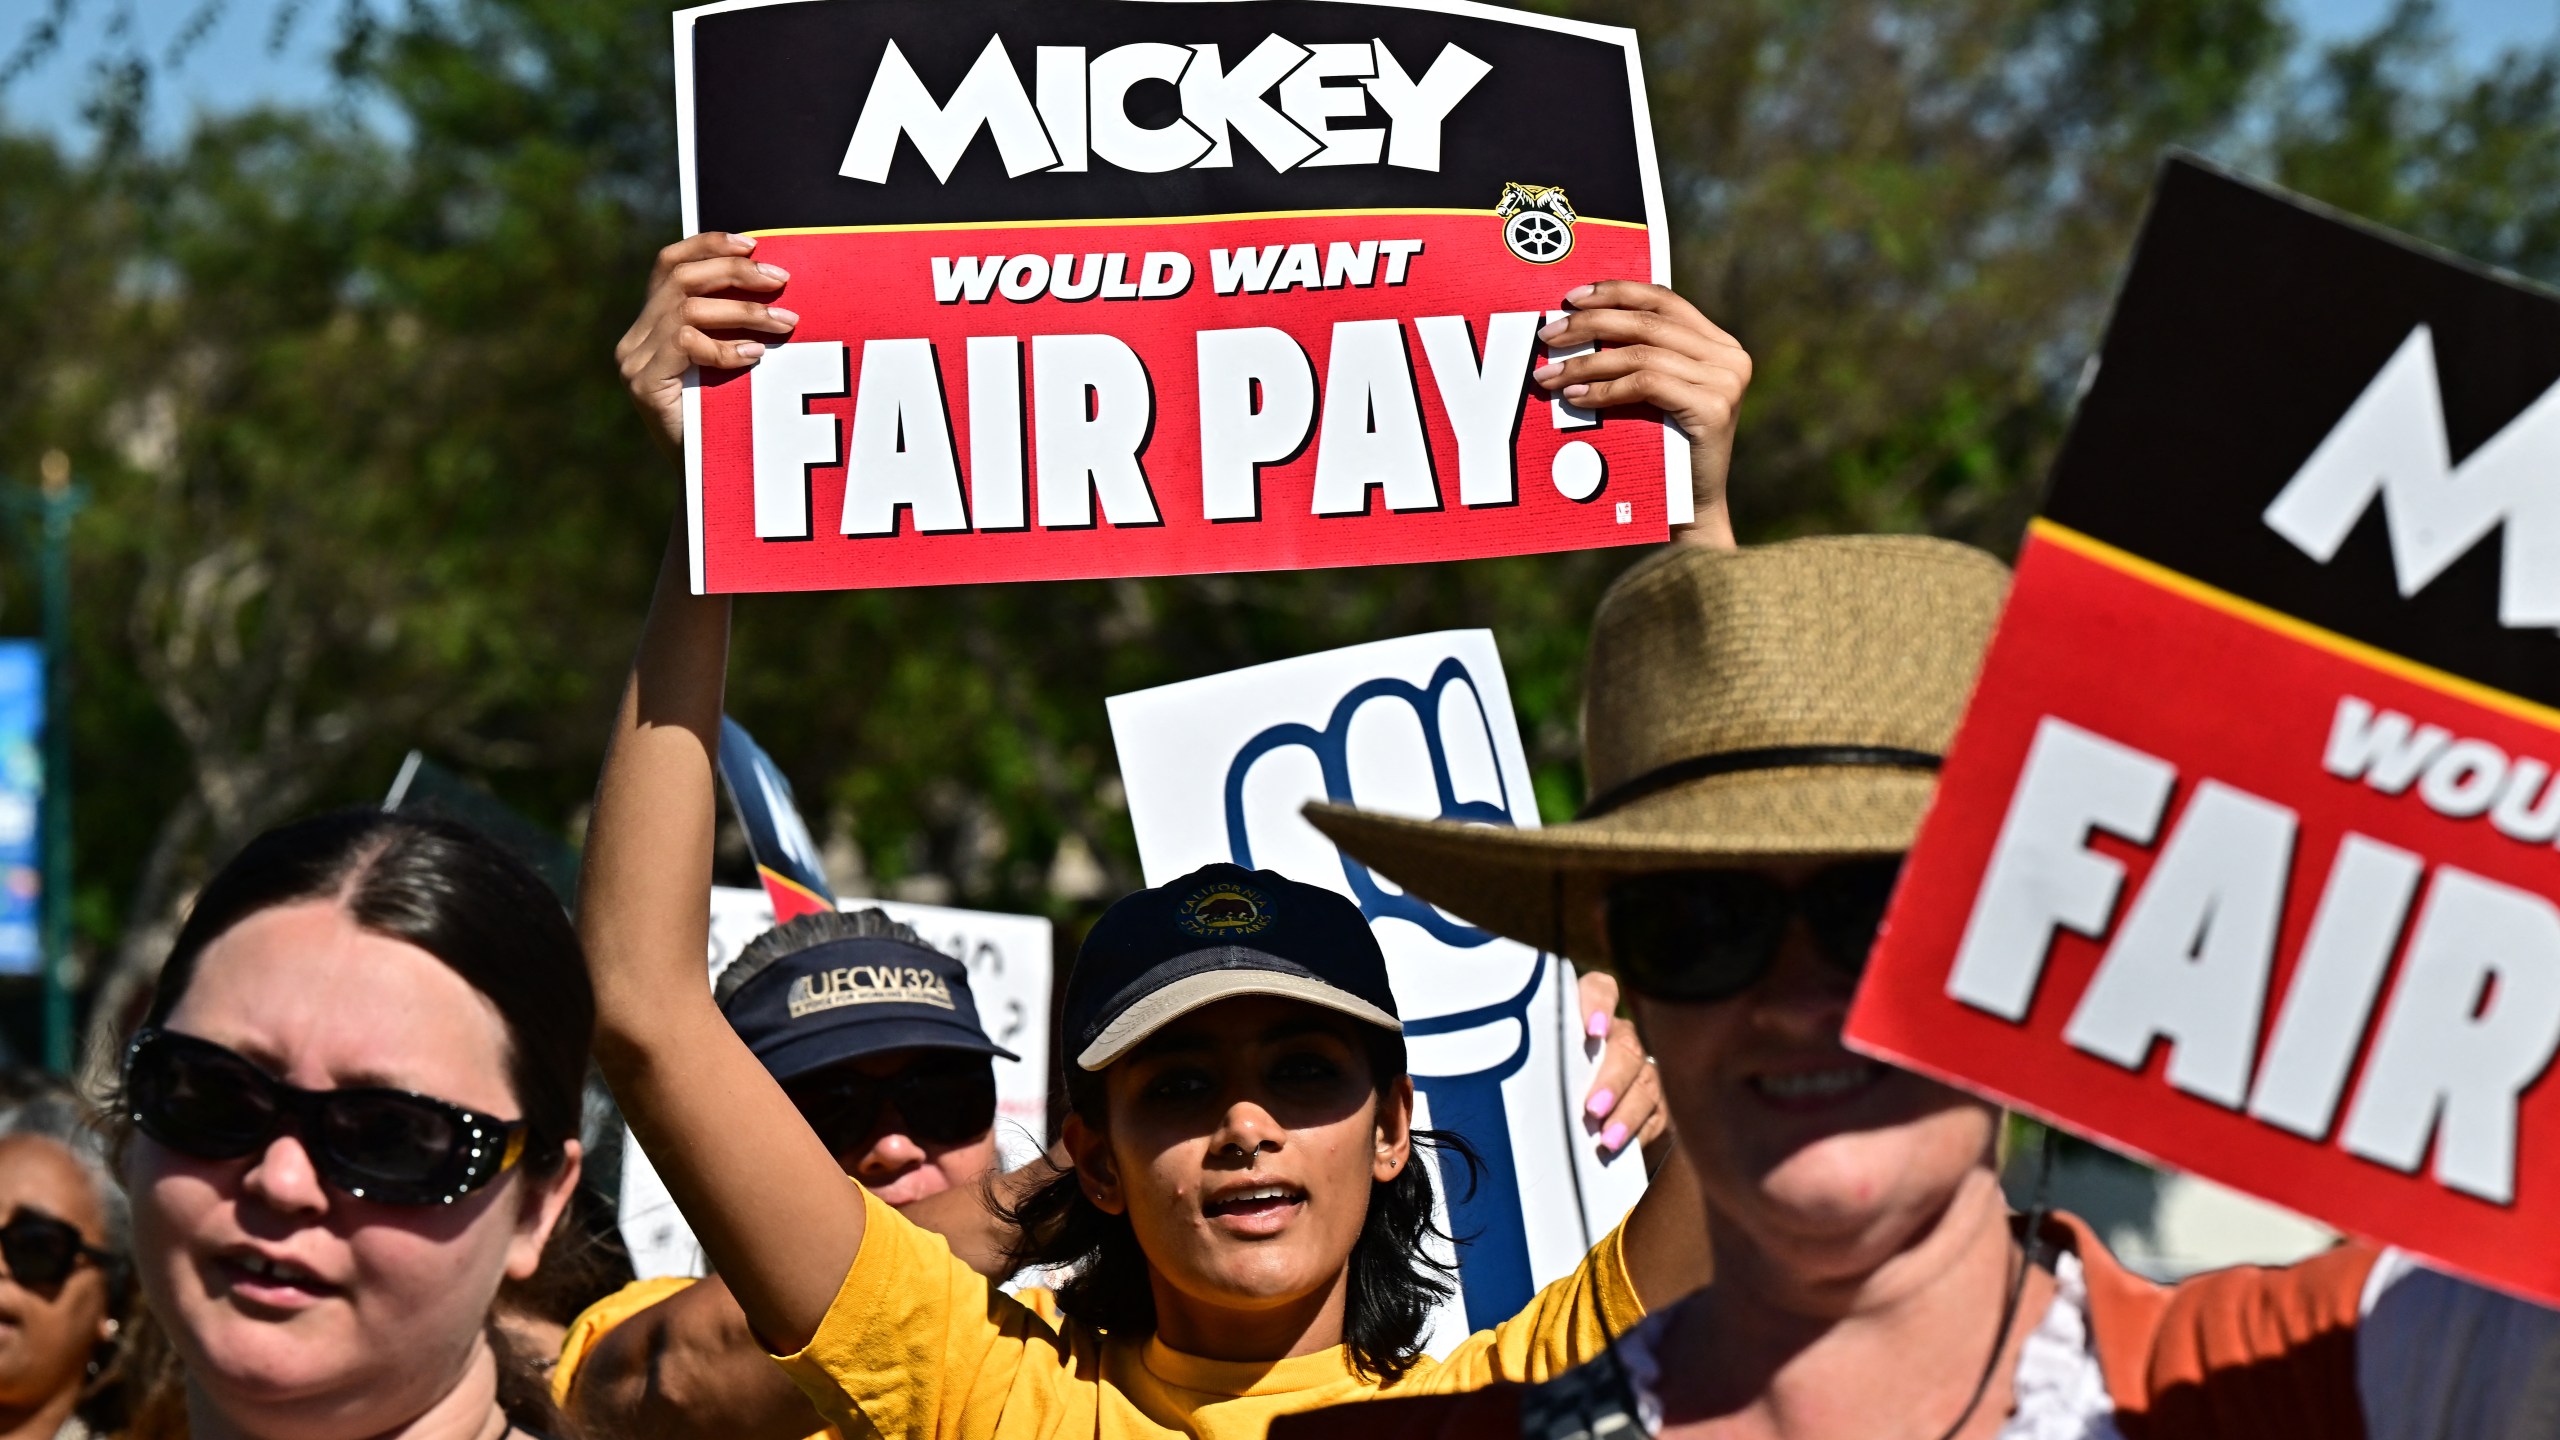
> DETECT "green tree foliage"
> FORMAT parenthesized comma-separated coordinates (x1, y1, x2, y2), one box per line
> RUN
(3, 0, 2558, 1053)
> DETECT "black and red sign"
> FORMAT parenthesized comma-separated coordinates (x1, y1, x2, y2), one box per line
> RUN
(673, 0, 1677, 593)
(1845, 156, 2560, 1304)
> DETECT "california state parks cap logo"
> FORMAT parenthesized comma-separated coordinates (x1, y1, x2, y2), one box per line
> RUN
(1176, 882, 1273, 939)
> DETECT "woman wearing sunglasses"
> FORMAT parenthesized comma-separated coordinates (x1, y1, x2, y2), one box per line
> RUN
(1298, 536, 2560, 1439)
(0, 1097, 131, 1440)
(118, 810, 593, 1440)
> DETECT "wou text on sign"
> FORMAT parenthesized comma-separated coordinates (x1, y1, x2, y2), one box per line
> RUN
(747, 312, 1598, 539)
(1944, 713, 2560, 1207)
(841, 35, 1493, 183)
(2325, 695, 2560, 846)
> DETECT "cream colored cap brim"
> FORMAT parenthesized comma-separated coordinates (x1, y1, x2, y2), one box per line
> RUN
(1075, 967, 1403, 1071)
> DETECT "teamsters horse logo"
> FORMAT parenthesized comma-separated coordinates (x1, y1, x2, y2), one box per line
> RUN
(1494, 182, 1577, 264)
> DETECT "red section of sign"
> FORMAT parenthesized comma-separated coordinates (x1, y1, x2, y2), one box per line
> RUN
(1846, 526, 2560, 1305)
(692, 211, 1668, 592)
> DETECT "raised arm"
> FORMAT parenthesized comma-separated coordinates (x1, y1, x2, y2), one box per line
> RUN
(1532, 280, 1750, 550)
(580, 232, 858, 1354)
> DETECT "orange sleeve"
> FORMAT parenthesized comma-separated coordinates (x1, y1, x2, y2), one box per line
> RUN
(2120, 1243, 2377, 1440)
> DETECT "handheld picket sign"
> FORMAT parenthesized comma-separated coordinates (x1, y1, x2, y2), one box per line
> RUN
(1845, 155, 2560, 1306)
(1108, 631, 1646, 1354)
(670, 0, 1682, 593)
(717, 714, 838, 920)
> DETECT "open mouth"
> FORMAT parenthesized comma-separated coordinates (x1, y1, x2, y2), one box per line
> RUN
(216, 1250, 340, 1305)
(1747, 1061, 1889, 1110)
(1203, 1185, 1306, 1225)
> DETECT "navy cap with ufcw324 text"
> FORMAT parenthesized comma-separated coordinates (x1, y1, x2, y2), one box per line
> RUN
(1065, 862, 1401, 1072)
(720, 933, 1016, 1085)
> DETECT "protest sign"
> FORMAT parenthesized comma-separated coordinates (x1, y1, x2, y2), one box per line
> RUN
(619, 886, 1056, 1279)
(671, 0, 1679, 594)
(717, 715, 837, 920)
(1108, 631, 1645, 1351)
(1845, 156, 2560, 1304)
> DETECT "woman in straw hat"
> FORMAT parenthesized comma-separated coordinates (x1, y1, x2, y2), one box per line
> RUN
(1294, 537, 2560, 1439)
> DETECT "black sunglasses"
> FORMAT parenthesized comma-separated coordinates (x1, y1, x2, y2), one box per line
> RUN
(0, 1208, 112, 1290)
(1606, 859, 1904, 1004)
(784, 1054, 997, 1151)
(123, 1028, 530, 1207)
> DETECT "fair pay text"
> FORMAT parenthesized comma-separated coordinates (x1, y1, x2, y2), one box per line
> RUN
(1944, 700, 2560, 1208)
(744, 239, 1609, 539)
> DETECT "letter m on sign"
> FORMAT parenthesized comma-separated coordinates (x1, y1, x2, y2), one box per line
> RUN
(2263, 325, 2560, 631)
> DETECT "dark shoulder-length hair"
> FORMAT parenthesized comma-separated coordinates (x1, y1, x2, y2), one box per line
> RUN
(999, 1028, 1476, 1381)
(136, 808, 594, 1177)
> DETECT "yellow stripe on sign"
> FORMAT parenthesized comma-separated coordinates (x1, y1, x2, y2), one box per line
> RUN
(2029, 517, 2560, 735)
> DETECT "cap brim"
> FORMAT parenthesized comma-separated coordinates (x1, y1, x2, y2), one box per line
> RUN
(754, 1018, 1020, 1085)
(1076, 966, 1402, 1071)
(1304, 764, 1933, 967)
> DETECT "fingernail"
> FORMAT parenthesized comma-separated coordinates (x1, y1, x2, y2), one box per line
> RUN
(735, 234, 757, 250)
(1584, 1087, 1615, 1120)
(1533, 362, 1564, 382)
(756, 262, 789, 282)
(768, 307, 801, 327)
(737, 342, 767, 360)
(1563, 383, 1590, 399)
(1565, 283, 1596, 302)
(1601, 1122, 1630, 1153)
(1538, 319, 1568, 341)
(1586, 1010, 1611, 1040)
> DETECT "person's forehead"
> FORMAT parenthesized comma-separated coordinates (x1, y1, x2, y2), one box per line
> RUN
(0, 1135, 106, 1236)
(168, 900, 519, 1114)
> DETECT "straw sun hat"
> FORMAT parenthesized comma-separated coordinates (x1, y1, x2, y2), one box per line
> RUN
(1304, 535, 2011, 966)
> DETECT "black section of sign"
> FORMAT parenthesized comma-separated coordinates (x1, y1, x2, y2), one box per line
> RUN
(690, 0, 1646, 232)
(2044, 156, 2560, 711)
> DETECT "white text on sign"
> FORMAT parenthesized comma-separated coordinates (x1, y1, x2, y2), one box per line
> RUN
(841, 37, 1494, 183)
(1942, 710, 2560, 1206)
(746, 312, 1591, 539)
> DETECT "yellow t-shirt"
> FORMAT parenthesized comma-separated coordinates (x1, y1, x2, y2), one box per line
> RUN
(553, 1271, 1068, 1432)
(775, 1185, 1643, 1440)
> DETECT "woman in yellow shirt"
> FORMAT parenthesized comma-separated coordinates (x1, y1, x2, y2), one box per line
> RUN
(579, 231, 1745, 1439)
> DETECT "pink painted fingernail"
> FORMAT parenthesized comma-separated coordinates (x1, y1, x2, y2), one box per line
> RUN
(1584, 1087, 1615, 1120)
(736, 342, 767, 360)
(1563, 383, 1591, 399)
(768, 307, 801, 327)
(756, 262, 789, 282)
(1601, 1122, 1630, 1152)
(1586, 1010, 1611, 1040)
(1565, 283, 1596, 302)
(1538, 318, 1568, 341)
(1533, 362, 1565, 382)
(735, 233, 757, 249)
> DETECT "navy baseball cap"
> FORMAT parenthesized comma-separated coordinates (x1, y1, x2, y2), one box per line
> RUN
(719, 934, 1018, 1084)
(1066, 863, 1400, 1071)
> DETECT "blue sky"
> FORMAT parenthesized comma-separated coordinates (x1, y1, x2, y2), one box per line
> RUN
(4, 0, 2559, 148)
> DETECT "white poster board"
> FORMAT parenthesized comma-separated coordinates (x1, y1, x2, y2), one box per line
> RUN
(618, 888, 1054, 1280)
(1108, 630, 1644, 1353)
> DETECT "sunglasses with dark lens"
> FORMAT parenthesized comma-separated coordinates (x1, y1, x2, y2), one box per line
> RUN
(0, 1209, 111, 1290)
(784, 1055, 998, 1151)
(1606, 859, 1905, 1005)
(123, 1028, 530, 1207)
